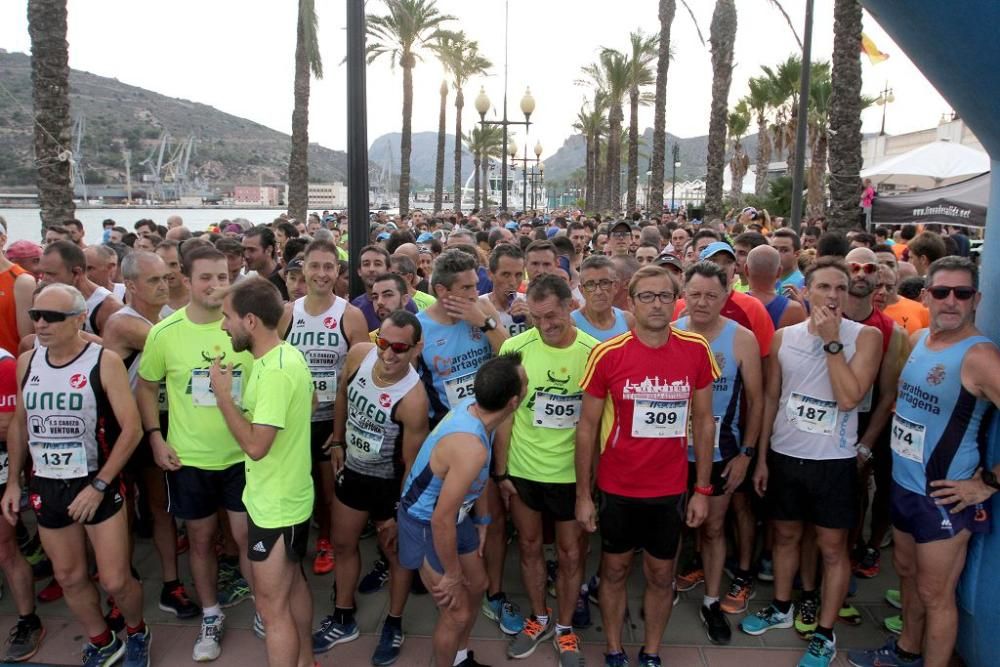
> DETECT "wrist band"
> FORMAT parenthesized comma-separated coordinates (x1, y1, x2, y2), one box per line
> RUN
(694, 485, 714, 496)
(144, 427, 161, 436)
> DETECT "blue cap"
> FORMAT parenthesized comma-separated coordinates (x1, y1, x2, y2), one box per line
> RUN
(546, 227, 559, 239)
(416, 232, 435, 243)
(699, 241, 736, 261)
(505, 221, 519, 231)
(376, 232, 391, 241)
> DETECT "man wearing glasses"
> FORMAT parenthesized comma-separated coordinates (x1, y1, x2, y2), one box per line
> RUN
(576, 265, 717, 667)
(571, 256, 635, 343)
(607, 221, 633, 257)
(849, 256, 1000, 667)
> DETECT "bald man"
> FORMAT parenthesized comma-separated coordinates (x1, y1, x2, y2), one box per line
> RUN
(746, 245, 805, 330)
(166, 215, 183, 229)
(165, 226, 192, 242)
(84, 245, 126, 302)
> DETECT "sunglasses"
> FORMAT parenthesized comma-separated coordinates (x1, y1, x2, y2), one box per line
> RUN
(375, 336, 416, 353)
(28, 309, 83, 323)
(927, 286, 977, 301)
(849, 262, 879, 275)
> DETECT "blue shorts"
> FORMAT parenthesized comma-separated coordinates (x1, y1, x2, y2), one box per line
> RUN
(397, 508, 479, 573)
(890, 481, 990, 544)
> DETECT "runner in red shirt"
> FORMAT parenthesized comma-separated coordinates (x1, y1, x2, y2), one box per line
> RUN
(576, 264, 718, 666)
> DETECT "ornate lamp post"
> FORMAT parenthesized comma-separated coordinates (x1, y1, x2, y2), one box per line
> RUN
(475, 86, 535, 212)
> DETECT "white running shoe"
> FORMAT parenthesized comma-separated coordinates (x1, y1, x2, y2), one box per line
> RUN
(193, 613, 225, 662)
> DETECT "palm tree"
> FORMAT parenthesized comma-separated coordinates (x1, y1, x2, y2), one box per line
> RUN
(827, 0, 864, 231)
(806, 76, 832, 217)
(728, 101, 751, 203)
(580, 50, 630, 213)
(287, 0, 322, 225)
(434, 33, 492, 212)
(464, 125, 502, 211)
(625, 30, 659, 213)
(572, 98, 608, 212)
(745, 76, 773, 196)
(367, 0, 454, 215)
(433, 78, 448, 212)
(28, 0, 75, 229)
(649, 0, 677, 217)
(704, 0, 737, 218)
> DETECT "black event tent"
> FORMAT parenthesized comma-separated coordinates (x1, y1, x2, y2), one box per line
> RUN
(870, 172, 989, 228)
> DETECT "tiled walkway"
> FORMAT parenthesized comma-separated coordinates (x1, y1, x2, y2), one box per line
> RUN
(0, 531, 959, 666)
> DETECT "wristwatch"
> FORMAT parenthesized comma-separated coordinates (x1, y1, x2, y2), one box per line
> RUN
(480, 316, 498, 333)
(90, 478, 109, 493)
(823, 341, 844, 355)
(740, 446, 755, 458)
(981, 469, 1000, 491)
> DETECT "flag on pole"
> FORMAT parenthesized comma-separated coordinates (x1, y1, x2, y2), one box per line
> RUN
(861, 33, 890, 65)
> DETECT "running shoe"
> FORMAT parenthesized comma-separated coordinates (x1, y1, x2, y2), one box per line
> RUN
(371, 622, 404, 666)
(36, 578, 62, 603)
(217, 559, 240, 586)
(312, 616, 359, 654)
(572, 589, 592, 628)
(176, 529, 189, 555)
(880, 532, 893, 549)
(313, 539, 335, 575)
(637, 649, 662, 667)
(701, 601, 732, 645)
(359, 557, 390, 594)
(885, 589, 902, 609)
(482, 593, 524, 635)
(554, 629, 584, 667)
(854, 547, 881, 579)
(721, 575, 755, 614)
(604, 651, 630, 667)
(159, 582, 199, 619)
(507, 613, 553, 659)
(757, 556, 775, 582)
(124, 626, 151, 667)
(252, 612, 265, 640)
(105, 600, 125, 633)
(675, 567, 705, 592)
(456, 650, 489, 666)
(884, 615, 903, 635)
(838, 603, 863, 626)
(740, 604, 795, 635)
(798, 633, 836, 667)
(218, 576, 251, 608)
(192, 614, 225, 662)
(3, 616, 45, 662)
(795, 596, 819, 639)
(847, 638, 922, 666)
(83, 634, 125, 667)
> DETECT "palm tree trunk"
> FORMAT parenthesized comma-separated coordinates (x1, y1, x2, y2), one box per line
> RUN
(287, 2, 310, 224)
(827, 0, 863, 231)
(584, 135, 593, 211)
(607, 108, 622, 213)
(650, 0, 675, 217)
(594, 138, 604, 211)
(472, 156, 480, 210)
(626, 87, 640, 212)
(807, 130, 829, 217)
(433, 83, 447, 212)
(399, 60, 414, 215)
(704, 0, 737, 218)
(453, 88, 464, 211)
(754, 115, 770, 195)
(28, 0, 75, 230)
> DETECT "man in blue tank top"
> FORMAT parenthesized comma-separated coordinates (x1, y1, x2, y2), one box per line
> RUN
(849, 256, 1000, 667)
(398, 354, 527, 667)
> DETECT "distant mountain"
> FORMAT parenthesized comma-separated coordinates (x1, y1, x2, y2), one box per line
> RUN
(368, 132, 475, 191)
(0, 50, 347, 187)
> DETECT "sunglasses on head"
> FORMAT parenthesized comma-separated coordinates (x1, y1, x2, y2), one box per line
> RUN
(375, 336, 416, 353)
(28, 309, 82, 323)
(927, 285, 977, 301)
(849, 262, 879, 275)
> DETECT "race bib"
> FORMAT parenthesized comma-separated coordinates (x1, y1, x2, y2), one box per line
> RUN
(457, 499, 475, 524)
(891, 414, 925, 463)
(444, 372, 476, 406)
(29, 441, 87, 479)
(786, 392, 838, 435)
(0, 450, 8, 485)
(191, 369, 242, 408)
(533, 392, 582, 429)
(312, 370, 337, 404)
(632, 399, 688, 438)
(157, 381, 169, 413)
(346, 421, 384, 460)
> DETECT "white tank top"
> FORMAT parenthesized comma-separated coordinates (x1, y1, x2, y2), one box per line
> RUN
(112, 283, 126, 302)
(287, 296, 350, 422)
(345, 347, 420, 479)
(479, 293, 530, 338)
(111, 306, 152, 390)
(84, 286, 112, 335)
(23, 343, 110, 478)
(771, 319, 865, 460)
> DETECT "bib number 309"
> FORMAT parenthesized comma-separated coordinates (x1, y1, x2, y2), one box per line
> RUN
(632, 400, 688, 438)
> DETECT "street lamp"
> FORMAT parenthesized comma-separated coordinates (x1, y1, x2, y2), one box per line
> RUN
(511, 138, 543, 212)
(476, 86, 535, 212)
(671, 144, 681, 212)
(875, 82, 895, 136)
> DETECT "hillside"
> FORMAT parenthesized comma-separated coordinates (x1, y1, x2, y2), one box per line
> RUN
(0, 50, 346, 187)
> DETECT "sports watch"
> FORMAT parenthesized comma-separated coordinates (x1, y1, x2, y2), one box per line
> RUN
(823, 341, 844, 355)
(480, 316, 498, 333)
(90, 478, 110, 493)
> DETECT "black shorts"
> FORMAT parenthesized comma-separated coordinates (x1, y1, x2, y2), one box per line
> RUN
(166, 463, 246, 521)
(511, 476, 576, 522)
(311, 420, 333, 463)
(29, 475, 124, 530)
(687, 459, 735, 497)
(598, 490, 686, 560)
(124, 433, 155, 477)
(248, 516, 310, 562)
(335, 466, 401, 522)
(765, 451, 857, 530)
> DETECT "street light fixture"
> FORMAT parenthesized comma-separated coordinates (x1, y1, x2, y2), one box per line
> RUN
(511, 138, 543, 212)
(875, 82, 895, 136)
(476, 86, 535, 212)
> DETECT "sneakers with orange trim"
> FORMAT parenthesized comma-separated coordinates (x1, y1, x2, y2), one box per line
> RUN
(313, 539, 335, 575)
(554, 629, 585, 667)
(721, 575, 755, 614)
(675, 567, 705, 592)
(507, 612, 554, 659)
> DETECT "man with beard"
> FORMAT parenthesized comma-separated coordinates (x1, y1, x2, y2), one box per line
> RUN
(367, 274, 413, 341)
(242, 227, 288, 301)
(353, 246, 418, 331)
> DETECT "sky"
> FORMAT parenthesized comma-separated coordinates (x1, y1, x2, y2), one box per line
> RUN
(0, 0, 954, 166)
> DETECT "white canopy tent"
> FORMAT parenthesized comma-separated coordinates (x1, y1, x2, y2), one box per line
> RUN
(861, 139, 990, 189)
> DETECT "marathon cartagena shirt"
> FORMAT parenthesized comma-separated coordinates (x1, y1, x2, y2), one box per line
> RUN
(581, 329, 719, 498)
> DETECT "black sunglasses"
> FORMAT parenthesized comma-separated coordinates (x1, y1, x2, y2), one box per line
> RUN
(375, 336, 416, 353)
(28, 309, 83, 323)
(927, 286, 977, 301)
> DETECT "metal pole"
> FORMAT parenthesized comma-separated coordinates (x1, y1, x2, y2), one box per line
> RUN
(522, 145, 528, 212)
(500, 1, 509, 212)
(347, 0, 370, 299)
(789, 0, 813, 233)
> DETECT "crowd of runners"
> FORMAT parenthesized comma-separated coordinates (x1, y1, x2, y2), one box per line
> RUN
(0, 208, 997, 667)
